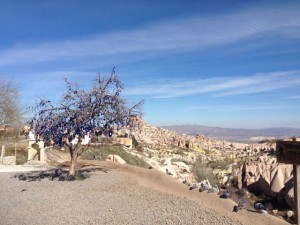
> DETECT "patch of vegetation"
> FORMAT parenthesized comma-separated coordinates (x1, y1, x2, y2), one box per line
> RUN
(118, 133, 129, 138)
(204, 149, 210, 155)
(81, 144, 149, 168)
(208, 158, 235, 170)
(192, 158, 218, 185)
(229, 176, 239, 188)
(173, 147, 186, 156)
(2, 142, 28, 165)
(0, 130, 20, 141)
(132, 135, 144, 152)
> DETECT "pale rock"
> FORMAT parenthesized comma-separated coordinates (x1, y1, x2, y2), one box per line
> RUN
(163, 158, 172, 166)
(270, 164, 293, 193)
(106, 155, 126, 164)
(221, 176, 229, 185)
(287, 210, 294, 218)
(172, 161, 190, 173)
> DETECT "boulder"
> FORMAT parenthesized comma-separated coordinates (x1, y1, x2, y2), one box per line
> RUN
(221, 176, 229, 185)
(287, 210, 294, 218)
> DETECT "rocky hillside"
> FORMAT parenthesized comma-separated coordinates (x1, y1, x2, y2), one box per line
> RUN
(113, 118, 296, 221)
(112, 118, 278, 187)
(117, 118, 275, 153)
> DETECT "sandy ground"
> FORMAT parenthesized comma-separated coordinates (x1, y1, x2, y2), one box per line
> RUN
(0, 160, 289, 225)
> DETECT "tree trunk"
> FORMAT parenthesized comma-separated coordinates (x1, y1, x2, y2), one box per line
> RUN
(69, 147, 77, 176)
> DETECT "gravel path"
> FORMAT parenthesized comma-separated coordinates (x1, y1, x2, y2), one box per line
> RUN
(0, 162, 289, 225)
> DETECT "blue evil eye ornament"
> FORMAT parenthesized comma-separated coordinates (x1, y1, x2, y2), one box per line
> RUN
(108, 130, 113, 137)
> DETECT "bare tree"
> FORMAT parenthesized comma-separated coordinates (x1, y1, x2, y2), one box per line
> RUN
(0, 77, 23, 144)
(29, 68, 143, 177)
(0, 77, 22, 125)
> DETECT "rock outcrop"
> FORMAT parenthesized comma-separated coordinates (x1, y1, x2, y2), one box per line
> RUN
(234, 156, 294, 210)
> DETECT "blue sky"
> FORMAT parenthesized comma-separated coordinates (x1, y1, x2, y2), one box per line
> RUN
(0, 0, 299, 129)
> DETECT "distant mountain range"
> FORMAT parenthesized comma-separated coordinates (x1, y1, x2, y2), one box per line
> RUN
(159, 125, 300, 142)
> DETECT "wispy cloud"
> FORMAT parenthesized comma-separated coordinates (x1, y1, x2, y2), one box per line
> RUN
(125, 70, 300, 98)
(287, 95, 300, 99)
(185, 104, 293, 112)
(0, 5, 299, 66)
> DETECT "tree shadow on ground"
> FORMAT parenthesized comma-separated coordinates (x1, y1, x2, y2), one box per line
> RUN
(13, 167, 109, 182)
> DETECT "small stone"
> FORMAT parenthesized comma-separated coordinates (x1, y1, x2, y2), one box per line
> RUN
(287, 210, 294, 218)
(272, 209, 278, 215)
(260, 210, 268, 214)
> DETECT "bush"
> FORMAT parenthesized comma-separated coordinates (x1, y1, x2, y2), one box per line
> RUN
(230, 176, 239, 188)
(118, 133, 129, 138)
(192, 158, 218, 185)
(132, 135, 143, 152)
(173, 147, 186, 156)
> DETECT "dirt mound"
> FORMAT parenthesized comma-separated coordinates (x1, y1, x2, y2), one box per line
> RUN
(78, 160, 288, 225)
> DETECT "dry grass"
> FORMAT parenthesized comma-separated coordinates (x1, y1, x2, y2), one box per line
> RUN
(191, 158, 218, 185)
(1, 141, 28, 165)
(80, 144, 150, 168)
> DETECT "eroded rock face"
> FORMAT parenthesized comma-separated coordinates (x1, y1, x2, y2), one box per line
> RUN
(115, 118, 279, 191)
(235, 158, 294, 209)
(270, 164, 293, 193)
(237, 160, 292, 190)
